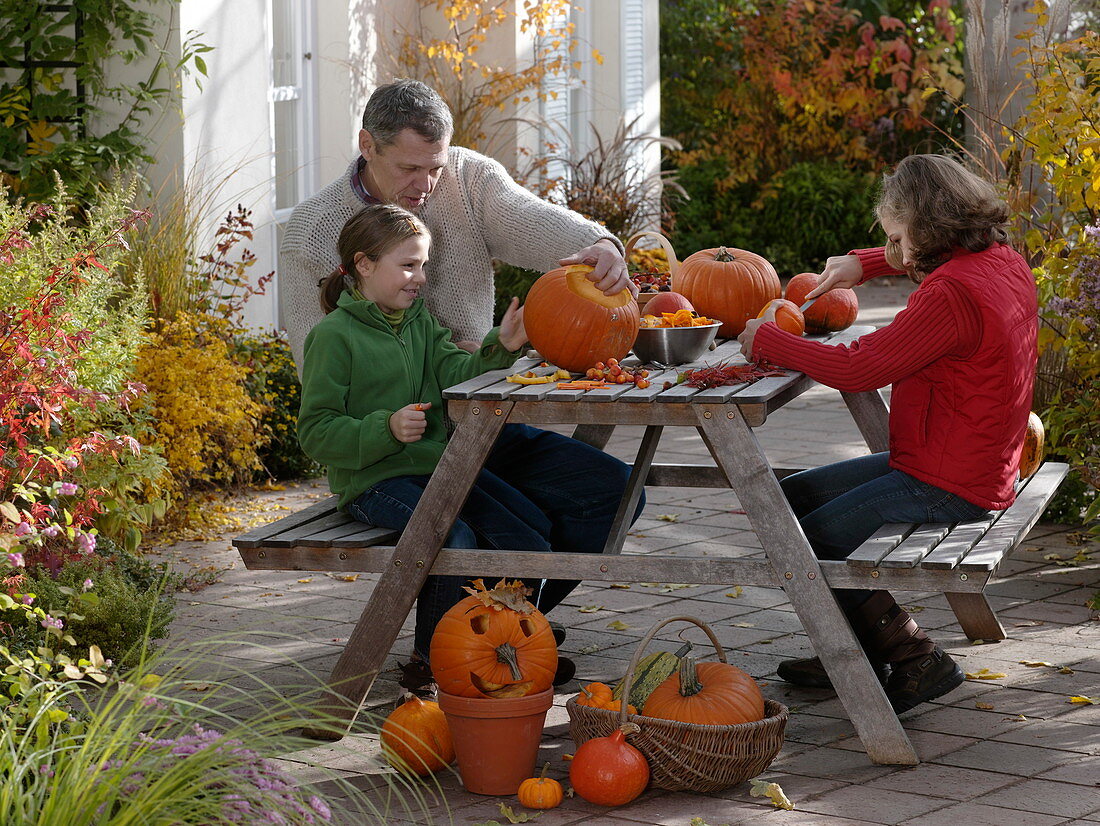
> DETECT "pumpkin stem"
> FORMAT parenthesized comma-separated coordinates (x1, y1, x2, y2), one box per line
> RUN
(495, 642, 524, 681)
(539, 761, 551, 780)
(714, 247, 735, 263)
(678, 653, 704, 698)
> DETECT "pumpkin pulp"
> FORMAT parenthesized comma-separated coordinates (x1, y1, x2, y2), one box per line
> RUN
(563, 264, 634, 309)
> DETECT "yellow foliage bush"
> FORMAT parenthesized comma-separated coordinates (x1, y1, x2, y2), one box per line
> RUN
(133, 313, 268, 515)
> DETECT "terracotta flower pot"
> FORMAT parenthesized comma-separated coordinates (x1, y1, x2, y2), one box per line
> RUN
(437, 687, 554, 795)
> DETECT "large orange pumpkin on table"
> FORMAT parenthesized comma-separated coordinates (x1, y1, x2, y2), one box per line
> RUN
(674, 247, 781, 337)
(784, 272, 859, 334)
(429, 578, 558, 699)
(642, 652, 765, 725)
(524, 264, 639, 372)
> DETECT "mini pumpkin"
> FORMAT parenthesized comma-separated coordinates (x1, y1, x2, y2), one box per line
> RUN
(569, 724, 650, 806)
(517, 763, 564, 809)
(642, 653, 765, 725)
(380, 694, 455, 776)
(757, 298, 806, 336)
(429, 578, 558, 699)
(576, 682, 637, 714)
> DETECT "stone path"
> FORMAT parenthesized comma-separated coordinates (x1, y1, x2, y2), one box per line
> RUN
(153, 277, 1100, 825)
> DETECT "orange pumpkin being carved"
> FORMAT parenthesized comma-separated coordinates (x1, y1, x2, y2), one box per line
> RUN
(1017, 411, 1045, 480)
(642, 653, 765, 726)
(429, 578, 558, 699)
(784, 272, 859, 334)
(524, 264, 639, 372)
(757, 298, 806, 337)
(674, 246, 781, 337)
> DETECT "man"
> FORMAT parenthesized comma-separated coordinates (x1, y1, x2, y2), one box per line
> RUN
(280, 78, 632, 369)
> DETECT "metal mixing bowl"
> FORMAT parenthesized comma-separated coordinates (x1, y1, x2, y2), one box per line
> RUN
(632, 322, 721, 366)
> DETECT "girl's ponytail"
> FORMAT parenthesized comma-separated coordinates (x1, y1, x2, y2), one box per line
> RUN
(319, 265, 355, 314)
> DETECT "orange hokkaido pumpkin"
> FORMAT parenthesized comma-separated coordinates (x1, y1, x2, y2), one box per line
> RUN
(674, 246, 781, 337)
(524, 264, 639, 372)
(1017, 412, 1045, 479)
(517, 763, 564, 809)
(380, 695, 455, 775)
(642, 654, 765, 725)
(784, 273, 859, 333)
(429, 578, 558, 699)
(569, 725, 650, 806)
(757, 298, 806, 336)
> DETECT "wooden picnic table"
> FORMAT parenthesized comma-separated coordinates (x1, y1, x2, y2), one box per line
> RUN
(281, 324, 932, 764)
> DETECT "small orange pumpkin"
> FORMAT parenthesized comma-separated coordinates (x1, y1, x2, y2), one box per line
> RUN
(642, 653, 765, 725)
(1017, 411, 1045, 479)
(757, 298, 806, 336)
(517, 763, 564, 809)
(674, 246, 781, 337)
(576, 682, 637, 714)
(569, 724, 650, 806)
(784, 272, 859, 333)
(524, 264, 639, 372)
(429, 579, 558, 699)
(380, 695, 455, 775)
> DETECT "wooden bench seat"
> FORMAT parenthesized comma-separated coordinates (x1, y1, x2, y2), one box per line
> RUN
(234, 463, 1068, 644)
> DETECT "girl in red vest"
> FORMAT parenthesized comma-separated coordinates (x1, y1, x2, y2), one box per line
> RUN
(738, 154, 1038, 713)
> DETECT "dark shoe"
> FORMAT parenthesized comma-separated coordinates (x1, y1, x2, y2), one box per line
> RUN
(553, 656, 576, 686)
(777, 656, 890, 689)
(549, 621, 566, 646)
(885, 647, 964, 714)
(395, 657, 437, 708)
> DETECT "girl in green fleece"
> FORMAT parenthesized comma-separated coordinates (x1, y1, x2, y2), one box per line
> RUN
(298, 204, 641, 696)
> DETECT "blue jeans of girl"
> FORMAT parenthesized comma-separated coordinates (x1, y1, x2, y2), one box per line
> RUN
(347, 423, 644, 660)
(780, 452, 990, 611)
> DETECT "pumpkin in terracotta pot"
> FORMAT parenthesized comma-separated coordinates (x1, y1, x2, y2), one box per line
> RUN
(524, 264, 639, 372)
(757, 298, 806, 336)
(380, 694, 455, 775)
(784, 272, 859, 333)
(1017, 411, 1045, 480)
(642, 652, 765, 725)
(674, 246, 780, 337)
(429, 578, 558, 699)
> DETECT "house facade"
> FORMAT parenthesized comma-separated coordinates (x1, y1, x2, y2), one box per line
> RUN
(130, 0, 661, 331)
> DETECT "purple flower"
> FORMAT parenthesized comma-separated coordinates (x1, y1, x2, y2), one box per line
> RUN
(63, 456, 79, 469)
(82, 578, 94, 591)
(75, 532, 96, 555)
(7, 552, 25, 568)
(13, 521, 32, 537)
(39, 765, 55, 777)
(20, 595, 34, 605)
(40, 615, 63, 630)
(58, 482, 78, 495)
(42, 525, 61, 537)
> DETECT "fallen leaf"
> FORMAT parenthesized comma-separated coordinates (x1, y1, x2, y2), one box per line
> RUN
(726, 586, 744, 598)
(976, 702, 995, 710)
(607, 620, 630, 631)
(1058, 666, 1075, 674)
(561, 753, 574, 761)
(497, 801, 541, 822)
(1069, 695, 1099, 705)
(579, 644, 602, 654)
(901, 604, 926, 613)
(610, 583, 631, 589)
(733, 622, 755, 628)
(578, 605, 603, 613)
(965, 668, 1007, 680)
(296, 578, 313, 583)
(325, 573, 360, 582)
(656, 514, 680, 522)
(1019, 660, 1054, 668)
(749, 779, 794, 810)
(182, 681, 214, 692)
(1004, 714, 1028, 721)
(970, 639, 987, 645)
(658, 583, 694, 593)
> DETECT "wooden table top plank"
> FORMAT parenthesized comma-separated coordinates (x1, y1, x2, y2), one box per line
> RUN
(578, 380, 641, 401)
(441, 356, 541, 399)
(880, 523, 952, 568)
(846, 523, 915, 567)
(617, 368, 679, 402)
(920, 518, 995, 570)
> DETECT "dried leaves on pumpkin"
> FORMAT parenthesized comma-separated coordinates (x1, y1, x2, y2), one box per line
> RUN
(462, 578, 536, 614)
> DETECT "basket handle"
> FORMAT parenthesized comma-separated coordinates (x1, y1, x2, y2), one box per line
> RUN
(623, 231, 680, 280)
(617, 615, 728, 725)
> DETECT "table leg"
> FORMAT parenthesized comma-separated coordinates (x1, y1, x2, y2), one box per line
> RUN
(696, 406, 919, 765)
(570, 424, 615, 450)
(945, 592, 1007, 641)
(842, 389, 890, 454)
(601, 425, 662, 554)
(302, 402, 512, 739)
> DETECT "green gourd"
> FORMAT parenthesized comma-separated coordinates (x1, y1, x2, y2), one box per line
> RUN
(612, 642, 692, 708)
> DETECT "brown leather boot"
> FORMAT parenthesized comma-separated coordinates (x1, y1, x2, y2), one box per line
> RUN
(777, 599, 889, 689)
(858, 591, 964, 713)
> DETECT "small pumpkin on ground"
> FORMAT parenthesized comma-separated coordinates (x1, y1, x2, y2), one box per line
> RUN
(524, 264, 639, 372)
(1017, 411, 1045, 479)
(380, 694, 455, 776)
(517, 762, 564, 809)
(569, 723, 651, 806)
(757, 298, 806, 337)
(429, 578, 558, 699)
(642, 651, 765, 725)
(784, 272, 859, 333)
(674, 246, 781, 337)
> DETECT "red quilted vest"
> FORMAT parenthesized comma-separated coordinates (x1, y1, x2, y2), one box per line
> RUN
(888, 243, 1037, 509)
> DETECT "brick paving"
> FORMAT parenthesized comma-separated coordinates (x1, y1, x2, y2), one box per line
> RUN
(153, 278, 1099, 825)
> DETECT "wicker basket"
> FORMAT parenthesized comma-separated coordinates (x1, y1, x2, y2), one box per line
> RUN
(567, 615, 788, 792)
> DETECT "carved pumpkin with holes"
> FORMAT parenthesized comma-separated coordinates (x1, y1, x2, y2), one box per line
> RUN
(429, 578, 558, 698)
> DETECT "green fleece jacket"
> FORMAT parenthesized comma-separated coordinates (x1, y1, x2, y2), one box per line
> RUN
(297, 291, 521, 508)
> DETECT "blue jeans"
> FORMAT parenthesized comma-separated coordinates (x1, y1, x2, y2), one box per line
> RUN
(780, 453, 990, 610)
(347, 424, 643, 659)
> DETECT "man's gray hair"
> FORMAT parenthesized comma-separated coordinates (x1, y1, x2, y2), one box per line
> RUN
(361, 79, 453, 147)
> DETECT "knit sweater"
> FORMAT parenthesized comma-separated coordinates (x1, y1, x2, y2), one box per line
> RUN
(279, 148, 621, 371)
(297, 291, 522, 508)
(754, 244, 1037, 509)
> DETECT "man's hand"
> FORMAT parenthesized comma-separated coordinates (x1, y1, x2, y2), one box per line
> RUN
(737, 302, 776, 361)
(559, 238, 636, 297)
(389, 402, 431, 443)
(498, 297, 527, 352)
(805, 255, 863, 300)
